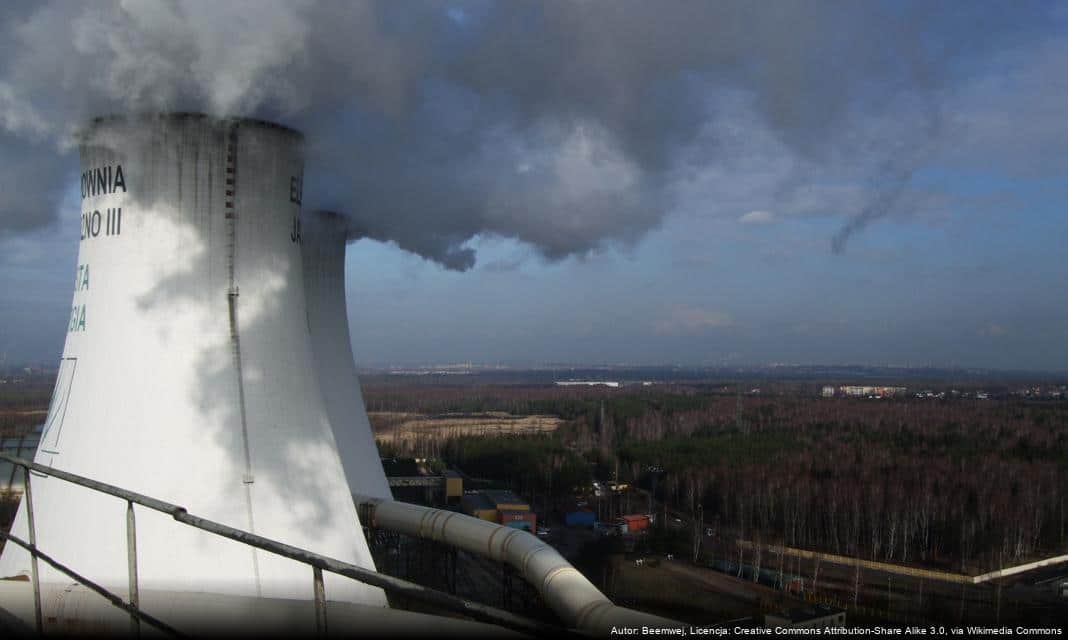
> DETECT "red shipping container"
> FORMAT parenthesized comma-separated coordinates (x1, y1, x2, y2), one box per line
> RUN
(621, 514, 650, 532)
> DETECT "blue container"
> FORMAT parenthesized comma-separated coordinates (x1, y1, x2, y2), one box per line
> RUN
(564, 510, 596, 527)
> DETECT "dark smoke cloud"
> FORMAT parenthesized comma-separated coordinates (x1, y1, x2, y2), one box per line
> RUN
(0, 1, 1050, 265)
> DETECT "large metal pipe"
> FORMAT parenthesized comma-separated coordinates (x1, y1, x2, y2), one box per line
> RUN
(356, 496, 681, 636)
(0, 581, 517, 637)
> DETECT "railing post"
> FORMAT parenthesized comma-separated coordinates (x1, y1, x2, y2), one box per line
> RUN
(312, 566, 327, 636)
(23, 466, 43, 634)
(127, 500, 140, 636)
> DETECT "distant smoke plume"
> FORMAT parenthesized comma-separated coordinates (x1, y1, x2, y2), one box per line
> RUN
(831, 162, 917, 255)
(0, 1, 1046, 266)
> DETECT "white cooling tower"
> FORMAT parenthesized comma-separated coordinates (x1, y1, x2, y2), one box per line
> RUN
(302, 211, 392, 500)
(0, 114, 385, 606)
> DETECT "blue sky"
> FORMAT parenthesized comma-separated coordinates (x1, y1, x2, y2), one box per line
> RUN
(1, 2, 1066, 370)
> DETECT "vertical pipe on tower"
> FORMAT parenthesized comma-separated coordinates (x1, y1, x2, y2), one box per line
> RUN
(126, 500, 140, 636)
(22, 467, 41, 634)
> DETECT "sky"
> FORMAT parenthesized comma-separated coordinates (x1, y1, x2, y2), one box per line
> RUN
(1, 1, 1067, 370)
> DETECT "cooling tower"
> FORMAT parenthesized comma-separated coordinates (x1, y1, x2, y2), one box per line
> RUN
(0, 114, 385, 606)
(302, 211, 392, 500)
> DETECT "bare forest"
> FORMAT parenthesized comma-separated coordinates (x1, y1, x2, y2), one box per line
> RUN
(364, 378, 1068, 574)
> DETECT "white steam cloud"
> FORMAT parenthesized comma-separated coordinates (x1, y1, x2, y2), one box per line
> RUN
(0, 1, 1051, 267)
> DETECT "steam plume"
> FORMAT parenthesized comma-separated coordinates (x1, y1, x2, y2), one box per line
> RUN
(0, 1, 1046, 265)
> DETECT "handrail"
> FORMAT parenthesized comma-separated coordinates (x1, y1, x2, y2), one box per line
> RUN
(356, 494, 683, 635)
(0, 452, 564, 637)
(0, 530, 185, 637)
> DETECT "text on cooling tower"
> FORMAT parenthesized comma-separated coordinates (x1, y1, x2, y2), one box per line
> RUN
(80, 208, 122, 240)
(80, 164, 127, 199)
(67, 264, 89, 333)
(289, 175, 302, 204)
(75, 264, 90, 292)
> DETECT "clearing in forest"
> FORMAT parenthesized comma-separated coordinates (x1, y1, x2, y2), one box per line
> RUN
(370, 411, 562, 446)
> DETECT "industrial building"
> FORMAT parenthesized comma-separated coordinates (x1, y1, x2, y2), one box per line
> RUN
(443, 470, 464, 501)
(839, 385, 906, 398)
(460, 492, 498, 522)
(380, 458, 464, 505)
(460, 489, 537, 532)
(554, 380, 620, 387)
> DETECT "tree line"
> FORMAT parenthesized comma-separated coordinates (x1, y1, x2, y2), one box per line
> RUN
(369, 382, 1068, 573)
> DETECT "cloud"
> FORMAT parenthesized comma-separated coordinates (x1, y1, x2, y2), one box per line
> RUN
(0, 82, 49, 138)
(946, 35, 1068, 174)
(654, 305, 734, 335)
(738, 210, 776, 225)
(0, 1, 1060, 266)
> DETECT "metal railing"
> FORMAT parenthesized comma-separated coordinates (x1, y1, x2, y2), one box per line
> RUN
(0, 452, 565, 637)
(355, 496, 683, 634)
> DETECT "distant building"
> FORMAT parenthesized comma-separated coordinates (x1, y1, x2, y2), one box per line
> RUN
(461, 489, 536, 532)
(482, 489, 531, 512)
(381, 457, 424, 478)
(821, 386, 836, 397)
(443, 470, 464, 502)
(381, 458, 462, 505)
(839, 385, 906, 398)
(765, 605, 845, 629)
(555, 381, 620, 388)
(460, 492, 498, 522)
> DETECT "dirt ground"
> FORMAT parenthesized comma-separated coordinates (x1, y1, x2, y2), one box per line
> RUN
(371, 411, 562, 446)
